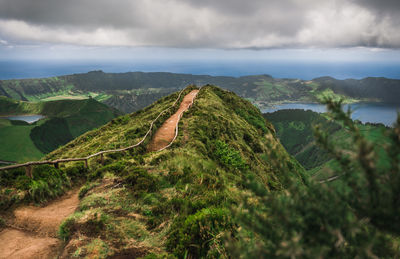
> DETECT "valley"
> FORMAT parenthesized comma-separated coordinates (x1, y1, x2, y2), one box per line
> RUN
(264, 109, 389, 178)
(2, 71, 400, 113)
(0, 97, 122, 162)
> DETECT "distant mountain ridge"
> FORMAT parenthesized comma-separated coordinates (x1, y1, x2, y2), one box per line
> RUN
(1, 71, 400, 113)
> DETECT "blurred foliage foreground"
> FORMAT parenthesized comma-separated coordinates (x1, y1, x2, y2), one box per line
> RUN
(233, 98, 400, 258)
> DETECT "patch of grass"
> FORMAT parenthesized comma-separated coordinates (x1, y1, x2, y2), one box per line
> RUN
(167, 207, 234, 257)
(79, 182, 101, 199)
(0, 163, 86, 208)
(59, 212, 84, 241)
(85, 238, 109, 259)
(122, 167, 159, 193)
(213, 140, 247, 170)
(0, 121, 44, 162)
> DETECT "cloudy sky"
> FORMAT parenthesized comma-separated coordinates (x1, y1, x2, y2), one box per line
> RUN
(0, 0, 400, 64)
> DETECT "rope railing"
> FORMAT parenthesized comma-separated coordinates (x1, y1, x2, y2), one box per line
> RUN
(318, 174, 341, 183)
(156, 89, 199, 152)
(0, 86, 191, 175)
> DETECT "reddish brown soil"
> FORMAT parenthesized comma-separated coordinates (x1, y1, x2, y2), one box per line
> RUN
(0, 229, 60, 259)
(148, 90, 199, 151)
(0, 189, 80, 258)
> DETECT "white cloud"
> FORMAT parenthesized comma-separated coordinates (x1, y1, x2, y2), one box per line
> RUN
(0, 0, 399, 49)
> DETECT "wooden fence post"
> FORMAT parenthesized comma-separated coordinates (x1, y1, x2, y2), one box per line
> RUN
(25, 165, 33, 178)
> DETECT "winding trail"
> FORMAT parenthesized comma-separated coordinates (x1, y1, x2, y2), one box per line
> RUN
(0, 88, 200, 258)
(0, 189, 80, 259)
(147, 90, 199, 152)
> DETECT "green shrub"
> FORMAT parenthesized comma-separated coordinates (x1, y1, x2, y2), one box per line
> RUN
(24, 165, 71, 203)
(59, 211, 109, 240)
(15, 175, 31, 190)
(59, 215, 77, 241)
(59, 212, 83, 241)
(63, 163, 87, 181)
(123, 167, 158, 193)
(167, 207, 234, 257)
(29, 180, 51, 203)
(87, 161, 126, 180)
(213, 140, 247, 170)
(78, 182, 99, 199)
(0, 167, 25, 187)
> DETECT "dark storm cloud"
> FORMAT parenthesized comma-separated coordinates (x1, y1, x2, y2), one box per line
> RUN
(0, 0, 144, 29)
(0, 0, 399, 48)
(352, 0, 400, 13)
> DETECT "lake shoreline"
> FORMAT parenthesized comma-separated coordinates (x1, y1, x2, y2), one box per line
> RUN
(0, 114, 46, 124)
(261, 101, 400, 127)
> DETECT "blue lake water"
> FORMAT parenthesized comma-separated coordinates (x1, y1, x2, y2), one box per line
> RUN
(262, 102, 400, 127)
(1, 115, 45, 123)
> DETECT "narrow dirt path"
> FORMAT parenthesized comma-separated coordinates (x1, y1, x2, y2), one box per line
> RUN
(147, 90, 199, 152)
(0, 189, 80, 259)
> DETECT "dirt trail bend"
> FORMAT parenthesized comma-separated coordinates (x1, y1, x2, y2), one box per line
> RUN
(148, 90, 199, 151)
(0, 189, 80, 259)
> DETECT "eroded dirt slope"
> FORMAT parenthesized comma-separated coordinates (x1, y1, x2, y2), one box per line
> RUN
(0, 189, 79, 259)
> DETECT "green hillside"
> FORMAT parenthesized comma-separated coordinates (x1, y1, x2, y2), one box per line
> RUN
(264, 109, 342, 170)
(0, 97, 122, 162)
(0, 119, 45, 162)
(2, 71, 399, 113)
(264, 109, 389, 177)
(11, 85, 303, 257)
(1, 86, 399, 258)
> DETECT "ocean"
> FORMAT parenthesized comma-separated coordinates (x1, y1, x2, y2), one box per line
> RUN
(0, 60, 399, 80)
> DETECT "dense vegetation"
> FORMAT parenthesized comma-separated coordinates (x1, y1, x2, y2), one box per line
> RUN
(264, 109, 341, 169)
(22, 85, 303, 257)
(2, 71, 399, 113)
(233, 99, 400, 258)
(0, 163, 87, 209)
(264, 109, 389, 176)
(0, 86, 398, 258)
(0, 97, 122, 162)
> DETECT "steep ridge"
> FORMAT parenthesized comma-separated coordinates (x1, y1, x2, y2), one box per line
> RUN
(1, 85, 305, 258)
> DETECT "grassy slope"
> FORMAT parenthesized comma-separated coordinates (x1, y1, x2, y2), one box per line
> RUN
(0, 97, 122, 162)
(0, 119, 44, 162)
(264, 109, 389, 179)
(264, 109, 342, 170)
(44, 85, 305, 257)
(310, 123, 390, 180)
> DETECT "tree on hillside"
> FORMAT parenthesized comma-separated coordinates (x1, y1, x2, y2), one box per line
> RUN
(232, 98, 400, 258)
